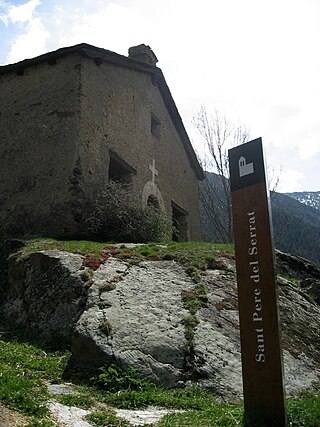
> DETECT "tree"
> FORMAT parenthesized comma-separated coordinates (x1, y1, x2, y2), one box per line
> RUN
(193, 106, 249, 243)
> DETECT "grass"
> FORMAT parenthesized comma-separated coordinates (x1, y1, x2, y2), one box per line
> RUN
(14, 237, 113, 259)
(287, 392, 320, 427)
(0, 337, 70, 425)
(14, 238, 234, 263)
(0, 323, 320, 426)
(278, 274, 301, 286)
(85, 410, 132, 426)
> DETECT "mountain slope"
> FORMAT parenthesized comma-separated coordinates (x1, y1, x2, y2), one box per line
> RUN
(200, 172, 320, 266)
(271, 193, 320, 266)
(285, 191, 320, 210)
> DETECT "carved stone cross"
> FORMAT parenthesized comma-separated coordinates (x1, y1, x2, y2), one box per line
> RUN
(149, 159, 158, 182)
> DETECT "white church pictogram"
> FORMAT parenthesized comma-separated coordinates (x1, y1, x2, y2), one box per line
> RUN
(238, 156, 254, 177)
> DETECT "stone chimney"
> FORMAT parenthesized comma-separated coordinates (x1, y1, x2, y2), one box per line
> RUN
(128, 44, 158, 66)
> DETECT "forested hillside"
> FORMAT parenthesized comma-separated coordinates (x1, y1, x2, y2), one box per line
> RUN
(271, 193, 320, 265)
(200, 172, 320, 266)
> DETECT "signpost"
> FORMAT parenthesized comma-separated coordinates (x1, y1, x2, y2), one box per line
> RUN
(228, 138, 287, 426)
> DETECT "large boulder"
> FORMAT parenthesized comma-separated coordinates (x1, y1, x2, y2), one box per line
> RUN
(71, 258, 195, 388)
(1, 247, 320, 399)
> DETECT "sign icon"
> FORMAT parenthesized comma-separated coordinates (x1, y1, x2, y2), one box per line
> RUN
(239, 156, 254, 177)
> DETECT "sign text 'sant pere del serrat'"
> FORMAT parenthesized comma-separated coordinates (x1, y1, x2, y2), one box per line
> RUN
(228, 138, 287, 427)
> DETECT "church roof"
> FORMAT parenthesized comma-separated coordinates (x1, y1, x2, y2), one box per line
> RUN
(0, 43, 204, 180)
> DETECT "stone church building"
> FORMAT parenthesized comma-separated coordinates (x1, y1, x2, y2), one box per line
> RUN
(0, 43, 204, 241)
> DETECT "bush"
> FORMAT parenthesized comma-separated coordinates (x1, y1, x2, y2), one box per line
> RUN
(86, 181, 171, 243)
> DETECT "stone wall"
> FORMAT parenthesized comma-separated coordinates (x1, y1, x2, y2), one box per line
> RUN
(79, 57, 201, 240)
(0, 46, 201, 241)
(0, 54, 82, 238)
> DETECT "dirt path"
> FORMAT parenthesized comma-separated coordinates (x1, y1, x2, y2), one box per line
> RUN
(0, 405, 28, 427)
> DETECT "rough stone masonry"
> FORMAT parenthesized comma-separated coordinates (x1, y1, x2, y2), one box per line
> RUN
(0, 43, 204, 241)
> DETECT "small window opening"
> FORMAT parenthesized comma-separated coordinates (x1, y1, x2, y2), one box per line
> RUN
(147, 195, 160, 212)
(172, 202, 188, 242)
(151, 114, 161, 138)
(108, 151, 136, 185)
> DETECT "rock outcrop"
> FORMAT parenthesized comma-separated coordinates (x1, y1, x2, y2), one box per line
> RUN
(2, 250, 87, 346)
(1, 247, 320, 399)
(72, 258, 195, 388)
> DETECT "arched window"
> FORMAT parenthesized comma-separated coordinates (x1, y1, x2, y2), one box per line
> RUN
(147, 195, 160, 212)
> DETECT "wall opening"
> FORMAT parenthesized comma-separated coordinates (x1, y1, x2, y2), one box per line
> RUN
(172, 201, 188, 242)
(147, 194, 160, 212)
(108, 150, 136, 185)
(151, 114, 161, 138)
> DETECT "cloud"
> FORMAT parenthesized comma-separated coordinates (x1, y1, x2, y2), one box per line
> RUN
(0, 0, 41, 26)
(53, 0, 162, 56)
(277, 169, 305, 193)
(7, 16, 49, 63)
(1, 0, 49, 63)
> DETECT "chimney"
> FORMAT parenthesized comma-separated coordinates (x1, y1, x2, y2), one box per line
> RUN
(128, 44, 158, 66)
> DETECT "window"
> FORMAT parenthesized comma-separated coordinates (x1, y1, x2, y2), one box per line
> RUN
(108, 150, 136, 185)
(151, 114, 161, 138)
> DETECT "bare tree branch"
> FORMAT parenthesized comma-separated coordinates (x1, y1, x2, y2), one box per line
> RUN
(193, 106, 250, 243)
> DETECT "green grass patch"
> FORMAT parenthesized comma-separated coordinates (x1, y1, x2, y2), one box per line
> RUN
(92, 364, 153, 393)
(0, 337, 319, 426)
(55, 393, 95, 409)
(15, 238, 234, 264)
(278, 274, 301, 285)
(156, 404, 243, 426)
(93, 383, 222, 411)
(182, 284, 208, 314)
(0, 338, 70, 421)
(85, 410, 131, 426)
(14, 237, 114, 260)
(287, 390, 320, 427)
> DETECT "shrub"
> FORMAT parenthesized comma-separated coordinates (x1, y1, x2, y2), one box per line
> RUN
(86, 181, 171, 243)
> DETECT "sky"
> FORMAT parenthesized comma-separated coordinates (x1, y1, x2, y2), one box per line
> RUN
(0, 0, 319, 192)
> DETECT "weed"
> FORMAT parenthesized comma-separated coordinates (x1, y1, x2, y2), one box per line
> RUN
(162, 253, 175, 260)
(55, 394, 94, 409)
(181, 283, 208, 379)
(182, 284, 208, 315)
(27, 418, 56, 426)
(100, 282, 117, 292)
(92, 364, 153, 393)
(98, 320, 113, 336)
(85, 410, 131, 426)
(278, 274, 300, 286)
(182, 315, 199, 342)
(79, 269, 93, 282)
(83, 255, 102, 270)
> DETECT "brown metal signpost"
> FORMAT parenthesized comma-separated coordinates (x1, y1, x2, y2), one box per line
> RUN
(228, 138, 287, 426)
